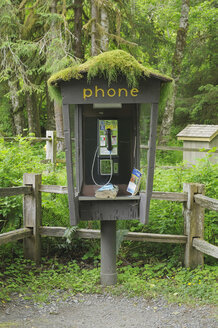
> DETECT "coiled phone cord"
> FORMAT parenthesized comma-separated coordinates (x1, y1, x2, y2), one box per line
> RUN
(91, 146, 113, 187)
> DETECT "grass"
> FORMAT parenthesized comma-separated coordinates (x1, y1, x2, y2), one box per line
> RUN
(0, 252, 217, 306)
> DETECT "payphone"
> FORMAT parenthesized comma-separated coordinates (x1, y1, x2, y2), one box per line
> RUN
(98, 119, 118, 175)
(82, 104, 139, 194)
(90, 118, 119, 186)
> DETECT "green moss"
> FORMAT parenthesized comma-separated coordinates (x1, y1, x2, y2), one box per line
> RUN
(159, 80, 175, 115)
(48, 84, 62, 105)
(48, 50, 172, 102)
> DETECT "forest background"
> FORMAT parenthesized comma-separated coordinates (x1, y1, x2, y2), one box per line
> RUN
(0, 0, 217, 142)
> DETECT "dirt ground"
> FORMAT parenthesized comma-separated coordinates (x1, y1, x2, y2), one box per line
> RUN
(0, 293, 217, 328)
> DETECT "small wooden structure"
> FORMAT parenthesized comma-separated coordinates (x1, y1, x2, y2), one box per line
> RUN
(48, 50, 172, 227)
(48, 50, 172, 285)
(177, 124, 218, 165)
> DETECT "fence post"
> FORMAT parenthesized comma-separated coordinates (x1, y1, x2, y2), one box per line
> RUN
(23, 173, 42, 264)
(46, 130, 57, 164)
(183, 183, 205, 268)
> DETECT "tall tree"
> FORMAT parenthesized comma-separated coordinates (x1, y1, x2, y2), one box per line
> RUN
(174, 0, 218, 126)
(100, 0, 109, 51)
(8, 80, 24, 135)
(91, 0, 99, 56)
(0, 1, 25, 135)
(0, 0, 43, 136)
(50, 0, 64, 151)
(159, 0, 190, 144)
(74, 0, 84, 59)
(26, 92, 41, 136)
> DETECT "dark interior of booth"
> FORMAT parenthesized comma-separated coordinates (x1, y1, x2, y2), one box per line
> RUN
(80, 103, 139, 197)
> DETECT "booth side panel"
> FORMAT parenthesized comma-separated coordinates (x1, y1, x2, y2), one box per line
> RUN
(75, 106, 83, 193)
(140, 103, 158, 224)
(62, 104, 79, 225)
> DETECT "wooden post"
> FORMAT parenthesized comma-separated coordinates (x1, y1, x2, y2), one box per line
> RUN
(183, 183, 205, 268)
(100, 221, 117, 286)
(23, 173, 42, 264)
(46, 130, 57, 164)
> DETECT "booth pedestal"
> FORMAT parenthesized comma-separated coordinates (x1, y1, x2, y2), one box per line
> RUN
(100, 220, 117, 286)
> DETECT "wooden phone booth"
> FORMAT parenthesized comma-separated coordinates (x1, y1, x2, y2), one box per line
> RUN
(48, 50, 172, 285)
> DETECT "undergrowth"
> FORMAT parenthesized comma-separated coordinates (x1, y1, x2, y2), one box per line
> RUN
(0, 253, 217, 305)
(0, 139, 217, 306)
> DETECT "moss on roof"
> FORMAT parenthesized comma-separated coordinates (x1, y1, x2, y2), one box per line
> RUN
(47, 50, 172, 103)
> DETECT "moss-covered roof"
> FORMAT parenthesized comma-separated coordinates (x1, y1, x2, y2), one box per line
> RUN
(48, 50, 172, 88)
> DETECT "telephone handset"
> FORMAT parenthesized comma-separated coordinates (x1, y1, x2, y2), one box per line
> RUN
(106, 128, 112, 152)
(98, 119, 119, 176)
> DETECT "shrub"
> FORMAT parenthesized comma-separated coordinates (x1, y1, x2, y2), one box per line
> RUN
(0, 137, 49, 232)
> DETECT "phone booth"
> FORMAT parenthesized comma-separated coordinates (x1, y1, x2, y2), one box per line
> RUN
(48, 50, 172, 285)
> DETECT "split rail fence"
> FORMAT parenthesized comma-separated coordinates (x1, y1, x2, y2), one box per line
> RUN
(0, 173, 217, 267)
(3, 131, 218, 166)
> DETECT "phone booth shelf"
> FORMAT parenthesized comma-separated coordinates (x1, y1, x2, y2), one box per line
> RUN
(48, 50, 172, 286)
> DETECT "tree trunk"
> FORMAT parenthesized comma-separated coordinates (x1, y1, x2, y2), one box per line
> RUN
(91, 0, 99, 56)
(50, 0, 64, 151)
(46, 81, 55, 131)
(54, 101, 64, 151)
(100, 1, 109, 51)
(8, 80, 24, 135)
(159, 0, 190, 145)
(74, 0, 84, 59)
(26, 92, 41, 136)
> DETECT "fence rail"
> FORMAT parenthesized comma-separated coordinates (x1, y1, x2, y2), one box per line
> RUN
(0, 174, 217, 267)
(0, 186, 32, 197)
(194, 194, 218, 211)
(3, 131, 218, 167)
(0, 228, 32, 245)
(192, 238, 218, 259)
(3, 134, 218, 152)
(39, 226, 187, 244)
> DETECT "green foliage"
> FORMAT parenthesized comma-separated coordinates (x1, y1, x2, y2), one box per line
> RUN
(0, 253, 217, 305)
(176, 0, 218, 126)
(190, 84, 218, 124)
(0, 256, 100, 303)
(0, 137, 45, 188)
(41, 170, 70, 228)
(63, 226, 78, 244)
(153, 156, 218, 241)
(117, 263, 218, 304)
(159, 81, 175, 120)
(133, 153, 217, 264)
(0, 0, 217, 137)
(0, 137, 49, 232)
(0, 86, 12, 136)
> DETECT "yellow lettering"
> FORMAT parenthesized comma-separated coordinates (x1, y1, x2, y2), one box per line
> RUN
(130, 88, 139, 97)
(95, 85, 105, 98)
(107, 88, 116, 97)
(118, 88, 128, 97)
(83, 88, 92, 100)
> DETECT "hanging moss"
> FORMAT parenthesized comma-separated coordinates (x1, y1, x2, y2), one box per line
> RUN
(159, 80, 175, 116)
(48, 50, 172, 103)
(48, 84, 63, 106)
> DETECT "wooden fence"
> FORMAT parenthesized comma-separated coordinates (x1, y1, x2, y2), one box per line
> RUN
(3, 131, 218, 166)
(0, 174, 217, 267)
